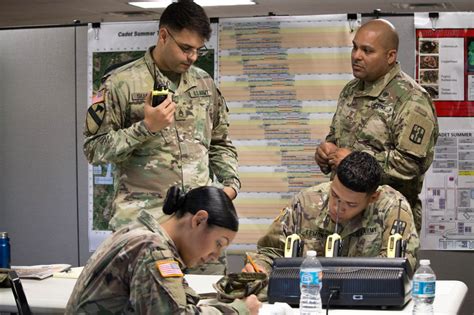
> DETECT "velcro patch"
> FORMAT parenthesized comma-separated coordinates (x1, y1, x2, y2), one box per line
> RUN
(409, 124, 425, 144)
(156, 260, 183, 278)
(86, 102, 106, 135)
(131, 92, 147, 103)
(399, 112, 434, 157)
(190, 89, 210, 98)
(92, 89, 105, 105)
(390, 219, 407, 235)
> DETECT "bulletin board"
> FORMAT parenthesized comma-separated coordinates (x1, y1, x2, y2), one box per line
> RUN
(416, 12, 474, 250)
(86, 15, 359, 252)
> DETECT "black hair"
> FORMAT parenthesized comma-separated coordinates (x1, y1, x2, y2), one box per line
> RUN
(159, 0, 212, 41)
(163, 186, 239, 232)
(336, 151, 382, 194)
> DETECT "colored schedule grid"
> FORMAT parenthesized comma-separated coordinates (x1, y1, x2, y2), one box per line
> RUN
(218, 15, 357, 250)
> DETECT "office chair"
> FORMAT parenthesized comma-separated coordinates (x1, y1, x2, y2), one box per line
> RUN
(8, 270, 32, 315)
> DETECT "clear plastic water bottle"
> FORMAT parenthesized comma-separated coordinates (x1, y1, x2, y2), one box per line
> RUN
(412, 259, 436, 314)
(299, 250, 323, 315)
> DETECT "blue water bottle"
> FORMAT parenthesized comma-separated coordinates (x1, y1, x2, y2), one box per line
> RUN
(0, 232, 11, 269)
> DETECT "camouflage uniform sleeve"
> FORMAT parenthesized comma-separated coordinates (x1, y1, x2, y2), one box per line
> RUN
(209, 88, 241, 193)
(83, 78, 155, 164)
(325, 87, 348, 144)
(131, 254, 249, 314)
(379, 198, 420, 272)
(372, 93, 438, 181)
(252, 196, 300, 273)
(325, 107, 338, 144)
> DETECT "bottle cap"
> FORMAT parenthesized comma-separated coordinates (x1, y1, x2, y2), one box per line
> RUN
(0, 232, 8, 238)
(306, 250, 316, 257)
(420, 259, 430, 265)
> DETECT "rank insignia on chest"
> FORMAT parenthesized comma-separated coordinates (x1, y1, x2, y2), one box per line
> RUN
(156, 260, 183, 278)
(190, 90, 210, 98)
(175, 108, 186, 121)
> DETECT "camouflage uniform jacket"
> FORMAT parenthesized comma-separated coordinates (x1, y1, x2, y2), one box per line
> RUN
(65, 210, 249, 314)
(252, 182, 419, 272)
(326, 63, 438, 231)
(84, 47, 240, 229)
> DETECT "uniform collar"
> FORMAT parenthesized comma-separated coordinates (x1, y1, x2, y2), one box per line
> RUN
(343, 188, 380, 235)
(138, 209, 162, 233)
(138, 210, 186, 267)
(353, 63, 401, 98)
(321, 186, 381, 238)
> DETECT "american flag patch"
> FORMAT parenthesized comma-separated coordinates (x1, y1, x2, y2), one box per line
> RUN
(156, 260, 183, 278)
(91, 89, 105, 104)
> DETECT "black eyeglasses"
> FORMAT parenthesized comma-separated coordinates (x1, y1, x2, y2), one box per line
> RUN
(166, 29, 208, 58)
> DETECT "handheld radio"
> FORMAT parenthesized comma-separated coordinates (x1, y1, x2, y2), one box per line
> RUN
(387, 199, 406, 258)
(284, 201, 303, 258)
(152, 81, 169, 107)
(325, 199, 342, 257)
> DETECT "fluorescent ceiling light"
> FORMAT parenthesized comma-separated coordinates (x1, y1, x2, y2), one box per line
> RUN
(130, 0, 256, 9)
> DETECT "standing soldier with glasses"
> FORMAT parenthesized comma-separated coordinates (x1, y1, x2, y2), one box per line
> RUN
(83, 0, 240, 274)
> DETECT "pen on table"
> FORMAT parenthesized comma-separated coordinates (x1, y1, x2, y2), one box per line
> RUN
(246, 253, 262, 273)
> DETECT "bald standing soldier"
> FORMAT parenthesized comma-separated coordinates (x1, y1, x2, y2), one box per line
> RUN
(315, 19, 438, 233)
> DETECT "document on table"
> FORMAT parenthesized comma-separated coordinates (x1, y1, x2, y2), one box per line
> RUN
(12, 264, 72, 280)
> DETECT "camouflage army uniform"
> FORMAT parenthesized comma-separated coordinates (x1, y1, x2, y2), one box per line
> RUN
(65, 210, 249, 314)
(251, 182, 419, 272)
(325, 63, 438, 232)
(84, 47, 240, 230)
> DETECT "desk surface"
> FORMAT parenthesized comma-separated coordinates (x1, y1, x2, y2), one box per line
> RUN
(0, 277, 467, 314)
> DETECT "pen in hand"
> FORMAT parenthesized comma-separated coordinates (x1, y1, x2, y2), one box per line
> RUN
(246, 253, 262, 273)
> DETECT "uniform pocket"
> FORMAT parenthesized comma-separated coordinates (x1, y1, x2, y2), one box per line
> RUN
(192, 99, 212, 147)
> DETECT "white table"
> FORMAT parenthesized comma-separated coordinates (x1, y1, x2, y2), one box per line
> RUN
(0, 278, 467, 314)
(293, 280, 468, 315)
(0, 274, 221, 314)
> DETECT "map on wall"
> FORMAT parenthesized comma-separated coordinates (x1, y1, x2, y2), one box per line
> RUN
(86, 17, 358, 252)
(416, 12, 474, 250)
(87, 21, 218, 251)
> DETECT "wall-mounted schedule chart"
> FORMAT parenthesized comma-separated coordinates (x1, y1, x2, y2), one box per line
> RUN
(218, 15, 357, 248)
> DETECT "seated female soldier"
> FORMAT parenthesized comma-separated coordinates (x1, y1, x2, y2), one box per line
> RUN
(66, 186, 261, 314)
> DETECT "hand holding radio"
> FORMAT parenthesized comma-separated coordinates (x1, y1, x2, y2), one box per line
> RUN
(152, 81, 169, 107)
(143, 90, 175, 133)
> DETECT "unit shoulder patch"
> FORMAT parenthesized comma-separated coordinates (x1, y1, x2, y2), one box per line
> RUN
(86, 100, 106, 135)
(399, 112, 434, 157)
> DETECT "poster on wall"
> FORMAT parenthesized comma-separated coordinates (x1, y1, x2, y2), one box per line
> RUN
(415, 12, 474, 117)
(86, 16, 358, 253)
(416, 13, 474, 250)
(86, 21, 218, 251)
(218, 14, 358, 250)
(421, 126, 474, 250)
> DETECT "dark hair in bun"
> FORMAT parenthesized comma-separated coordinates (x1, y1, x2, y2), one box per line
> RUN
(163, 186, 239, 232)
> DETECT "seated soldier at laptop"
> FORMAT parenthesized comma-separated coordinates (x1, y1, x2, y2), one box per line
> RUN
(243, 151, 419, 273)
